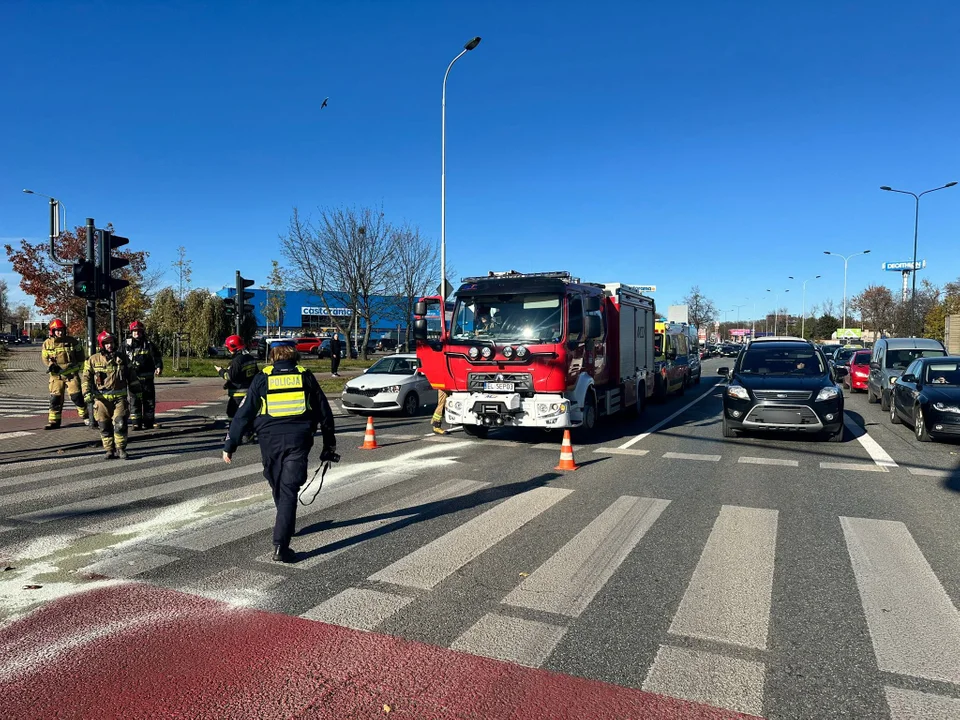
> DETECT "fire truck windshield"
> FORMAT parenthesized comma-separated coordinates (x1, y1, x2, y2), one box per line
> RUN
(451, 294, 563, 343)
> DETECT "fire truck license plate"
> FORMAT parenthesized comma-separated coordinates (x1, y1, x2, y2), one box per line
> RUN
(483, 382, 515, 392)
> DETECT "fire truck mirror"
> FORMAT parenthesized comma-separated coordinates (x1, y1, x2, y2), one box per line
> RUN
(585, 315, 602, 340)
(584, 296, 601, 313)
(412, 319, 428, 341)
(414, 301, 427, 317)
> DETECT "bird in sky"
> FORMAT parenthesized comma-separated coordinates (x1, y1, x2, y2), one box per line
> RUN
(321, 97, 329, 109)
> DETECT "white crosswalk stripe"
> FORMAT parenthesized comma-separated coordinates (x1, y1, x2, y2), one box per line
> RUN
(0, 397, 51, 418)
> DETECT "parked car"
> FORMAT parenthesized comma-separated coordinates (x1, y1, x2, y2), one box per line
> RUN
(295, 336, 324, 354)
(341, 353, 438, 416)
(314, 338, 358, 360)
(889, 356, 960, 442)
(867, 337, 947, 411)
(844, 349, 872, 392)
(719, 339, 846, 441)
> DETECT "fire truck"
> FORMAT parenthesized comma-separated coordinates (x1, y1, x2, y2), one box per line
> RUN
(412, 271, 656, 437)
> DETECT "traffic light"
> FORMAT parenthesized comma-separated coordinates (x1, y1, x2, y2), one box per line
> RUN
(236, 271, 255, 318)
(223, 297, 236, 317)
(97, 229, 131, 298)
(72, 260, 97, 298)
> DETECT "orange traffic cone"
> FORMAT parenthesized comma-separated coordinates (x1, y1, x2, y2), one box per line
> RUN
(359, 416, 379, 450)
(554, 429, 579, 471)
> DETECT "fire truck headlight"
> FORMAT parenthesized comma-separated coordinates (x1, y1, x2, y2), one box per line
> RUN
(502, 346, 515, 359)
(468, 346, 480, 360)
(538, 404, 547, 414)
(516, 346, 529, 359)
(481, 346, 493, 359)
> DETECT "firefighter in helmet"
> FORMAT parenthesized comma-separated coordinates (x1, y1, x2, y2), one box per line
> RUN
(40, 318, 90, 430)
(82, 331, 142, 460)
(125, 320, 163, 430)
(222, 341, 337, 563)
(214, 335, 259, 439)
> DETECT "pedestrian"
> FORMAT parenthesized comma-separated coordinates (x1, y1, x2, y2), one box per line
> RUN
(214, 335, 259, 440)
(82, 331, 142, 460)
(330, 335, 342, 377)
(40, 318, 91, 430)
(125, 320, 163, 430)
(432, 387, 450, 435)
(222, 340, 337, 563)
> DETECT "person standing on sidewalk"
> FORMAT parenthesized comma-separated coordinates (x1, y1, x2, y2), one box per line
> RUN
(82, 331, 142, 460)
(329, 335, 342, 377)
(125, 320, 163, 430)
(40, 318, 90, 430)
(222, 341, 337, 563)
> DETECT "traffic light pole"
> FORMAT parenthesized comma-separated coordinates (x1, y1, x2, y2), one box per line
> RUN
(85, 218, 97, 357)
(235, 271, 242, 337)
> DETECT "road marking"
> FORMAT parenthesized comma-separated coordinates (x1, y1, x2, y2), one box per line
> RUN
(844, 415, 898, 469)
(642, 644, 765, 716)
(593, 447, 650, 456)
(369, 487, 572, 590)
(619, 384, 720, 449)
(840, 516, 960, 684)
(738, 456, 798, 467)
(0, 452, 187, 489)
(0, 431, 33, 440)
(670, 505, 778, 650)
(907, 467, 956, 478)
(301, 588, 413, 631)
(884, 686, 960, 720)
(78, 549, 180, 579)
(819, 461, 886, 473)
(277, 479, 488, 569)
(663, 452, 720, 462)
(183, 567, 285, 607)
(503, 496, 669, 617)
(451, 614, 568, 668)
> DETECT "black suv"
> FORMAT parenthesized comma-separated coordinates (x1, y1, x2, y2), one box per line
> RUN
(718, 340, 847, 442)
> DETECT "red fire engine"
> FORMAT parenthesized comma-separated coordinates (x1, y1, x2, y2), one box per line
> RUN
(413, 271, 656, 437)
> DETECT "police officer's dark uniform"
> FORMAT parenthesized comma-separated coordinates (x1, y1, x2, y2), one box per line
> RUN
(125, 320, 163, 430)
(223, 342, 336, 562)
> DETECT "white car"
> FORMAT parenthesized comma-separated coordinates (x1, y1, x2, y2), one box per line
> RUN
(341, 354, 438, 416)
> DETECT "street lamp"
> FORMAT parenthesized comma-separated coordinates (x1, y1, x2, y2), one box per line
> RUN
(440, 36, 482, 302)
(22, 189, 73, 267)
(823, 250, 870, 333)
(788, 274, 821, 339)
(880, 181, 957, 335)
(765, 289, 789, 335)
(733, 303, 749, 339)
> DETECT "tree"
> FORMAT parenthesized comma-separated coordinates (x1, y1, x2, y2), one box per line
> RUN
(147, 287, 180, 354)
(183, 289, 213, 356)
(260, 260, 287, 336)
(923, 276, 960, 343)
(12, 304, 31, 334)
(0, 278, 9, 332)
(851, 285, 895, 337)
(814, 313, 841, 341)
(681, 286, 717, 334)
(384, 223, 438, 350)
(171, 246, 192, 333)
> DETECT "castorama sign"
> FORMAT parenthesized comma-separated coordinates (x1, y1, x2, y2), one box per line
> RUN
(882, 260, 927, 271)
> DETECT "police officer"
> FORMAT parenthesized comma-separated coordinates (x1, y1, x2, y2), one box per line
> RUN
(222, 341, 336, 563)
(40, 318, 91, 430)
(125, 320, 163, 430)
(214, 335, 259, 428)
(82, 331, 142, 460)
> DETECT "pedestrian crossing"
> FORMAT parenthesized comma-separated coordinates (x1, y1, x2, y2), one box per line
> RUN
(0, 396, 49, 418)
(0, 448, 959, 718)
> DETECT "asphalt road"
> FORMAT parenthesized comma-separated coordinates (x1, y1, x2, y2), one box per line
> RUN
(1, 356, 959, 719)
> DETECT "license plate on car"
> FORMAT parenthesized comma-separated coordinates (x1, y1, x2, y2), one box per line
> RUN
(483, 382, 514, 392)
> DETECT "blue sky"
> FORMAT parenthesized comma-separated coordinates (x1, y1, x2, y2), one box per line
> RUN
(2, 1, 958, 323)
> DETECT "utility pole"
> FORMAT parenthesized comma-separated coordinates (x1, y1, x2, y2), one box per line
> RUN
(85, 218, 97, 357)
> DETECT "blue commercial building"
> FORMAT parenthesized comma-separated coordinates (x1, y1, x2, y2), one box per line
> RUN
(215, 288, 413, 337)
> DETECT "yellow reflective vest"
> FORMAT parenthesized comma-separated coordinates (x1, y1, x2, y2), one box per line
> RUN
(259, 365, 310, 418)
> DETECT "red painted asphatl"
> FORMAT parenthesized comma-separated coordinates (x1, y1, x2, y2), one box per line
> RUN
(0, 584, 763, 719)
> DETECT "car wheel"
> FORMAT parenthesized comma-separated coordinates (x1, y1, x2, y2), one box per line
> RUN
(826, 425, 844, 442)
(402, 391, 420, 417)
(880, 390, 890, 412)
(867, 386, 877, 403)
(722, 418, 738, 438)
(915, 406, 932, 442)
(462, 424, 489, 438)
(889, 400, 901, 425)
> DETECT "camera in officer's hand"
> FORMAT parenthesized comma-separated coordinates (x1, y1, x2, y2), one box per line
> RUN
(320, 447, 340, 463)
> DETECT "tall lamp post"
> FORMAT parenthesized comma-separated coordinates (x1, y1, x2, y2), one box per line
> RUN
(22, 189, 73, 267)
(733, 303, 748, 340)
(765, 289, 789, 335)
(880, 182, 957, 336)
(823, 250, 870, 334)
(788, 274, 820, 339)
(441, 36, 482, 301)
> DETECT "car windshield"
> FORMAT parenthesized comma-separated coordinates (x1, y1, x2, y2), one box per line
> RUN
(886, 348, 946, 369)
(452, 294, 563, 343)
(851, 351, 871, 365)
(366, 357, 419, 375)
(924, 362, 960, 386)
(739, 346, 825, 375)
(835, 348, 858, 364)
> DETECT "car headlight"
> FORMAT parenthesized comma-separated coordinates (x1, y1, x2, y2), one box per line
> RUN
(933, 402, 960, 414)
(816, 387, 840, 402)
(481, 346, 493, 359)
(386, 385, 401, 393)
(468, 346, 480, 360)
(726, 385, 749, 400)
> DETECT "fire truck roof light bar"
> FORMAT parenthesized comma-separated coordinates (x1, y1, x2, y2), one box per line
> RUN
(460, 271, 577, 283)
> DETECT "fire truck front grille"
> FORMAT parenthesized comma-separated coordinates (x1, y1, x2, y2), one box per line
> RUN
(467, 373, 534, 394)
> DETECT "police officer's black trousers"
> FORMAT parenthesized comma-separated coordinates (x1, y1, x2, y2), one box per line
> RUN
(259, 430, 313, 548)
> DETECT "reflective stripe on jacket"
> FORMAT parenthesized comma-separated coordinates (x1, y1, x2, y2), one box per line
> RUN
(259, 364, 309, 418)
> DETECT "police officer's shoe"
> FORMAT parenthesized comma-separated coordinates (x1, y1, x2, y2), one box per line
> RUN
(117, 448, 129, 460)
(44, 421, 61, 431)
(272, 545, 296, 563)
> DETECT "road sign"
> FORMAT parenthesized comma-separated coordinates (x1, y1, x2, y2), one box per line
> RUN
(882, 260, 926, 271)
(437, 279, 454, 299)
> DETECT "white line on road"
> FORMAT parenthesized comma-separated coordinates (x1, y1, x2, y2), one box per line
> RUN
(301, 588, 413, 631)
(593, 448, 650, 456)
(451, 614, 568, 668)
(0, 431, 33, 440)
(844, 415, 898, 469)
(840, 516, 960, 684)
(663, 452, 721, 462)
(819, 461, 886, 473)
(669, 505, 778, 650)
(884, 686, 960, 720)
(907, 467, 957, 478)
(619, 384, 720, 449)
(738, 456, 798, 467)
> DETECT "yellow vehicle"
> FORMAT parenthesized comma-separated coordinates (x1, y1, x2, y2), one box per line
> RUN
(654, 321, 691, 400)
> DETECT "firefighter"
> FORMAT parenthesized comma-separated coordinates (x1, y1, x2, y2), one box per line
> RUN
(222, 341, 337, 563)
(125, 320, 163, 430)
(40, 318, 90, 430)
(82, 331, 142, 460)
(214, 335, 259, 424)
